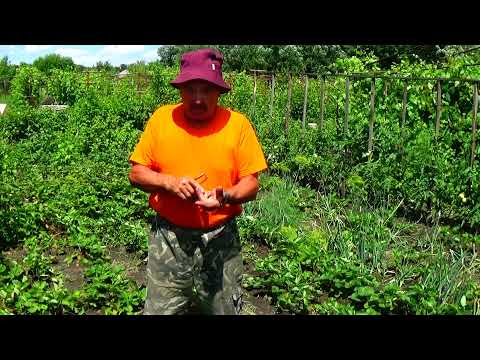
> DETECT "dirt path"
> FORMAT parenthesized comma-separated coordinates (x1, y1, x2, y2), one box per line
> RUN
(241, 291, 275, 315)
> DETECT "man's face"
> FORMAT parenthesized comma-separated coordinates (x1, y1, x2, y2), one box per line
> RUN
(179, 80, 221, 122)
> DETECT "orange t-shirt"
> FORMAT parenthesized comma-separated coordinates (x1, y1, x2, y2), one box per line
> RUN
(129, 103, 268, 229)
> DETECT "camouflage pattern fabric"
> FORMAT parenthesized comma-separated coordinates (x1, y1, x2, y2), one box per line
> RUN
(144, 215, 244, 315)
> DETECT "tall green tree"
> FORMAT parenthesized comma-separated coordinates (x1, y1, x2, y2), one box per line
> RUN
(157, 45, 212, 67)
(0, 56, 16, 78)
(0, 56, 16, 93)
(157, 45, 350, 74)
(32, 54, 75, 74)
(0, 56, 16, 77)
(95, 61, 115, 73)
(128, 60, 149, 75)
(355, 45, 448, 68)
(156, 45, 457, 74)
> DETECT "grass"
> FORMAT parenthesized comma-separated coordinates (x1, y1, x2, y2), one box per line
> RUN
(0, 92, 11, 105)
(238, 173, 307, 245)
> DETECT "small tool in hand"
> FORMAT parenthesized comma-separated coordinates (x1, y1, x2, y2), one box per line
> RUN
(194, 172, 208, 184)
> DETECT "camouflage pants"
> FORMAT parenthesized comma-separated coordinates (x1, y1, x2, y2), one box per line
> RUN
(144, 215, 244, 315)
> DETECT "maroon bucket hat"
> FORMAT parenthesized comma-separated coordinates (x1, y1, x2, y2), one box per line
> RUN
(170, 48, 231, 93)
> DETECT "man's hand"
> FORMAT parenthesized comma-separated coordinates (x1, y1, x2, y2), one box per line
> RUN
(129, 164, 260, 208)
(129, 164, 208, 200)
(164, 175, 205, 201)
(194, 174, 260, 211)
(195, 187, 224, 210)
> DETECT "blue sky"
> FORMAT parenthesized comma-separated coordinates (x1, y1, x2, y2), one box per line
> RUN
(0, 45, 162, 66)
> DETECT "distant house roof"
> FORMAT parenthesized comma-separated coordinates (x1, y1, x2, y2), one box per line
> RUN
(117, 69, 129, 78)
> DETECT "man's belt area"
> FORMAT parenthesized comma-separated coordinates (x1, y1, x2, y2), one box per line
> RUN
(153, 215, 236, 247)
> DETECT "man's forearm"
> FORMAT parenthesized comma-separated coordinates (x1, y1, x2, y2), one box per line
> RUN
(128, 165, 172, 194)
(225, 175, 259, 205)
(130, 165, 260, 205)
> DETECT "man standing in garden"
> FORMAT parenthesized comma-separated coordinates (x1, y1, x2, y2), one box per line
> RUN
(128, 48, 268, 315)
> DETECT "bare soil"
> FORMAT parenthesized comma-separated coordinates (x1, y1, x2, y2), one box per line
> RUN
(1, 239, 277, 315)
(105, 245, 147, 287)
(2, 246, 27, 264)
(52, 253, 86, 292)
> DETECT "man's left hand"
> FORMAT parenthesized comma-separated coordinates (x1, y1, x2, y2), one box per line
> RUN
(195, 187, 225, 210)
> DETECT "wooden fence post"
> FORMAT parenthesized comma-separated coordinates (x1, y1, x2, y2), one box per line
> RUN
(400, 80, 408, 151)
(436, 80, 442, 137)
(383, 79, 389, 97)
(471, 82, 478, 168)
(269, 73, 276, 121)
(302, 74, 309, 131)
(285, 73, 292, 133)
(368, 77, 376, 161)
(344, 77, 350, 135)
(319, 75, 325, 130)
(252, 71, 257, 119)
(335, 98, 340, 136)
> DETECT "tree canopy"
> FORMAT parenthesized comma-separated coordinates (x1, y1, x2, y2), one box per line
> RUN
(156, 45, 457, 74)
(32, 54, 76, 74)
(0, 56, 16, 79)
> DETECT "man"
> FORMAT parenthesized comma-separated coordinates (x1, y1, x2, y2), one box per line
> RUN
(128, 48, 268, 315)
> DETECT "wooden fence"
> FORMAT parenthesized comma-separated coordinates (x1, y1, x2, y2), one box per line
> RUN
(248, 69, 480, 168)
(7, 68, 480, 168)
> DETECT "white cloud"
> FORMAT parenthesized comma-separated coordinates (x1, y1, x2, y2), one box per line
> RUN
(95, 46, 158, 66)
(24, 45, 53, 53)
(12, 45, 160, 67)
(142, 49, 158, 62)
(0, 45, 16, 56)
(100, 45, 145, 56)
(78, 56, 104, 66)
(55, 47, 90, 58)
(68, 54, 100, 67)
(53, 47, 100, 66)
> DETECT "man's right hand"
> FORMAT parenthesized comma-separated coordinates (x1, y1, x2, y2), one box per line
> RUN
(128, 164, 207, 200)
(164, 175, 205, 201)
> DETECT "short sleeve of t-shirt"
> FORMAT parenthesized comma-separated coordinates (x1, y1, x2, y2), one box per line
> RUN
(237, 116, 268, 178)
(129, 115, 156, 168)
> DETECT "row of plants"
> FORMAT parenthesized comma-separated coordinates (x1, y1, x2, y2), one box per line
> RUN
(0, 66, 157, 314)
(237, 56, 480, 231)
(240, 174, 480, 315)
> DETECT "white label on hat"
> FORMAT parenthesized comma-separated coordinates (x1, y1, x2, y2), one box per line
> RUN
(211, 63, 216, 70)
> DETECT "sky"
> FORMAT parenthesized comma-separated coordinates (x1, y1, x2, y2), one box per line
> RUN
(0, 45, 162, 66)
